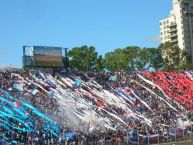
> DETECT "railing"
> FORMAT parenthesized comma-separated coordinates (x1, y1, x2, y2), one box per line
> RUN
(136, 127, 193, 145)
(184, 10, 193, 15)
(170, 23, 177, 27)
(171, 38, 178, 43)
(74, 126, 193, 145)
(170, 28, 177, 32)
(170, 33, 177, 37)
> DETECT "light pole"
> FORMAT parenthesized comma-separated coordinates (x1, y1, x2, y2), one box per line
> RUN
(64, 48, 69, 75)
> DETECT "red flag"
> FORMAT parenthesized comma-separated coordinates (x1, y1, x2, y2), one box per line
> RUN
(88, 120, 91, 129)
(14, 100, 21, 108)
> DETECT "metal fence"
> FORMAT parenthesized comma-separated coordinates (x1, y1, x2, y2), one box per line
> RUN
(75, 126, 193, 145)
(136, 126, 193, 145)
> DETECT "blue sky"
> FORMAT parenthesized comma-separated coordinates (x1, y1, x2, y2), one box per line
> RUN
(0, 0, 172, 67)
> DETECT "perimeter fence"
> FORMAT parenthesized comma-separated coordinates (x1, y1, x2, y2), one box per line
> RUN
(76, 125, 193, 145)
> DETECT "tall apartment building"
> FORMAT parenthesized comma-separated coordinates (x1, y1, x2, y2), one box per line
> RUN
(160, 0, 193, 57)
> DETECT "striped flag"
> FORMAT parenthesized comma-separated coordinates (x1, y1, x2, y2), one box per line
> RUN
(85, 120, 91, 132)
(14, 100, 21, 108)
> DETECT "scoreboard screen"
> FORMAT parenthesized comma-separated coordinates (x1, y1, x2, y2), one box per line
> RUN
(32, 46, 63, 67)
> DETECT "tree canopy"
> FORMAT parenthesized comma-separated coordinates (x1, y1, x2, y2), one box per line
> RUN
(159, 42, 193, 70)
(68, 43, 192, 72)
(68, 45, 98, 71)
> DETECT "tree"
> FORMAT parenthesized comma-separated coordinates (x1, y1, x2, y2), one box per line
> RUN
(104, 48, 128, 71)
(95, 55, 104, 71)
(148, 48, 163, 70)
(68, 46, 98, 71)
(159, 42, 181, 70)
(135, 48, 151, 69)
(123, 46, 140, 70)
(123, 46, 163, 70)
(179, 50, 193, 69)
(159, 41, 193, 70)
(104, 46, 164, 71)
(68, 43, 193, 72)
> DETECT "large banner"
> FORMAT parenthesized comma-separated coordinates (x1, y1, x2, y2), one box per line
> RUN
(32, 46, 63, 67)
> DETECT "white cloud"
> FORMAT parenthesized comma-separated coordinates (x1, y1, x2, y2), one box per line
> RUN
(148, 35, 161, 46)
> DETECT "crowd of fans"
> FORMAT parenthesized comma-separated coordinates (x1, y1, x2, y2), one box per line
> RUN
(0, 68, 193, 145)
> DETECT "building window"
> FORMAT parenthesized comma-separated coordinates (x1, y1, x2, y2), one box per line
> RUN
(184, 3, 189, 8)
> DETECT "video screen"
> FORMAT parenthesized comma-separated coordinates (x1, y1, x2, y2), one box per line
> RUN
(33, 46, 63, 67)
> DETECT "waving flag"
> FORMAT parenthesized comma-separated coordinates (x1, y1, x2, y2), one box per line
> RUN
(13, 83, 23, 92)
(14, 100, 21, 108)
(0, 91, 60, 134)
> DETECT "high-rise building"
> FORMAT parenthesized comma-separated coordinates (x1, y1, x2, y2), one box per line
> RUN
(160, 0, 193, 57)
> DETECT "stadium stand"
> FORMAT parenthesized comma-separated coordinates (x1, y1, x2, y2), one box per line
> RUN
(0, 69, 193, 144)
